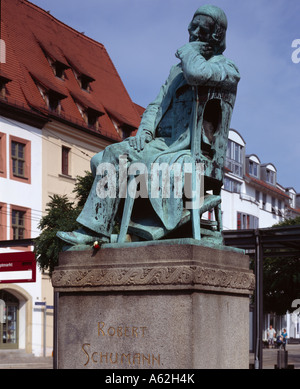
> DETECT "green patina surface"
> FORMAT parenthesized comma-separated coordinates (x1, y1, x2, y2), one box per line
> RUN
(57, 5, 240, 251)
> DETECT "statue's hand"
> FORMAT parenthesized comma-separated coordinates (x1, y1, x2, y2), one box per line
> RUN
(129, 131, 152, 152)
(190, 41, 213, 59)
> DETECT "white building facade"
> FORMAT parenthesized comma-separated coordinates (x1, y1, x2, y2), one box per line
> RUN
(0, 115, 44, 355)
(220, 129, 300, 342)
(221, 129, 297, 231)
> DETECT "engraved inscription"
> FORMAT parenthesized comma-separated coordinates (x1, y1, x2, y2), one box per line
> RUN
(81, 322, 160, 367)
(98, 322, 147, 338)
(81, 344, 161, 367)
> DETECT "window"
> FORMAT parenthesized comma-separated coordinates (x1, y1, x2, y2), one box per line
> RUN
(11, 209, 25, 240)
(255, 190, 260, 202)
(49, 59, 68, 80)
(249, 160, 258, 177)
(271, 197, 276, 214)
(0, 81, 6, 99)
(10, 206, 31, 242)
(11, 141, 25, 178)
(0, 203, 7, 240)
(237, 212, 259, 230)
(0, 75, 11, 100)
(84, 110, 99, 128)
(75, 101, 100, 130)
(0, 133, 6, 178)
(226, 140, 243, 177)
(48, 92, 62, 113)
(266, 169, 275, 185)
(0, 290, 19, 349)
(278, 200, 284, 217)
(262, 193, 267, 210)
(62, 146, 70, 176)
(39, 43, 69, 80)
(9, 136, 31, 184)
(37, 84, 49, 106)
(224, 177, 241, 193)
(73, 69, 94, 92)
(80, 75, 91, 91)
(9, 205, 31, 249)
(37, 83, 63, 114)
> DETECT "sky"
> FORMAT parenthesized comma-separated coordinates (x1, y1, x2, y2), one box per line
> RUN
(29, 0, 300, 192)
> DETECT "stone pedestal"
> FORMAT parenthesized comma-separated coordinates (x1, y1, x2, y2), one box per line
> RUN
(52, 239, 254, 369)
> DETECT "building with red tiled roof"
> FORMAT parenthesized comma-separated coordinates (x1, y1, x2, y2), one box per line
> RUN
(1, 0, 143, 212)
(0, 0, 143, 356)
(0, 0, 141, 141)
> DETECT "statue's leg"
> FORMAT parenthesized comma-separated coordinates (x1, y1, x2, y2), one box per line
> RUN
(57, 138, 169, 245)
(76, 142, 131, 237)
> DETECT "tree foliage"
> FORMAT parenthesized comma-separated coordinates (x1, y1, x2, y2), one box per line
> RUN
(34, 171, 93, 275)
(274, 216, 300, 227)
(72, 170, 94, 208)
(263, 216, 300, 315)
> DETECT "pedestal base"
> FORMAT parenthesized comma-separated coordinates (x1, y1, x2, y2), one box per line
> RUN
(52, 239, 254, 369)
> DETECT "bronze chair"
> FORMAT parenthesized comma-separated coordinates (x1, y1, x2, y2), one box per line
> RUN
(118, 85, 236, 244)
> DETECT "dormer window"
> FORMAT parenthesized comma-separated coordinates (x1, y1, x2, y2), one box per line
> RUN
(0, 80, 6, 99)
(249, 160, 258, 177)
(0, 74, 12, 99)
(247, 155, 261, 179)
(34, 76, 67, 115)
(260, 163, 276, 186)
(266, 169, 275, 185)
(76, 101, 100, 129)
(37, 83, 63, 114)
(73, 69, 94, 92)
(111, 118, 133, 140)
(226, 139, 243, 177)
(48, 58, 68, 79)
(49, 92, 62, 113)
(37, 83, 48, 104)
(37, 40, 70, 80)
(107, 110, 137, 140)
(71, 92, 104, 130)
(80, 75, 91, 91)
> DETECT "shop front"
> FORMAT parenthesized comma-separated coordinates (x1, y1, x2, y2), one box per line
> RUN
(0, 290, 19, 349)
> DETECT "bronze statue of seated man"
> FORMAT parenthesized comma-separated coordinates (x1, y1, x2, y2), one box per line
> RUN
(57, 5, 240, 247)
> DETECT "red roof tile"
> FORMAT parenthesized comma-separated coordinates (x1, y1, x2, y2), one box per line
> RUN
(0, 0, 142, 141)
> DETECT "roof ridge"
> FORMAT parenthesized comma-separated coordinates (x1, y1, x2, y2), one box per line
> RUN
(23, 0, 105, 49)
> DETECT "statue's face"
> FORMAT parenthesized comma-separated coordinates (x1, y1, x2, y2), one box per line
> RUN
(189, 14, 215, 43)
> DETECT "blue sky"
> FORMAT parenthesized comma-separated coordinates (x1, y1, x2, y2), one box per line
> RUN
(29, 0, 300, 192)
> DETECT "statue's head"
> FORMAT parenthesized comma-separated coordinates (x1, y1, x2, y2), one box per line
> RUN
(188, 5, 227, 55)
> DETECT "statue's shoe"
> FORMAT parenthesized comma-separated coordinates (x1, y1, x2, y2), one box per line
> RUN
(56, 228, 108, 245)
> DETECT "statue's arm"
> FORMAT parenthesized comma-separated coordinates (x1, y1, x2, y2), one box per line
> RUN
(128, 82, 166, 151)
(176, 42, 240, 89)
(136, 70, 173, 138)
(129, 66, 176, 151)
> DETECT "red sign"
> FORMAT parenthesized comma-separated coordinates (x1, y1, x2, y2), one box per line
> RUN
(0, 252, 36, 283)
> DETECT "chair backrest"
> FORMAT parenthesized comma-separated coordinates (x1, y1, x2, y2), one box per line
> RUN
(191, 86, 236, 192)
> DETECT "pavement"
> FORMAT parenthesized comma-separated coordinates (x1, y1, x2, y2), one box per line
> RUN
(250, 343, 300, 369)
(0, 350, 53, 369)
(0, 344, 299, 369)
